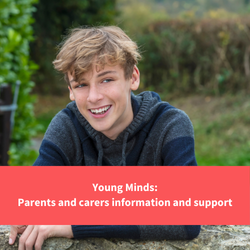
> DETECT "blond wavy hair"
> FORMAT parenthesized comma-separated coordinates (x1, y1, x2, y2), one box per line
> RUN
(53, 26, 141, 84)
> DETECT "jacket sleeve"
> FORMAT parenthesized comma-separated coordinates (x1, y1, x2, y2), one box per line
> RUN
(33, 110, 83, 166)
(160, 109, 197, 166)
(33, 139, 71, 166)
(71, 225, 200, 240)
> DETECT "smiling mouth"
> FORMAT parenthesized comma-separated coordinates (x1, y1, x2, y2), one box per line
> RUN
(90, 105, 111, 115)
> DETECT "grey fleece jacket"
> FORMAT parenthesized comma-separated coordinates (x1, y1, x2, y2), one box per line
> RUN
(34, 91, 199, 240)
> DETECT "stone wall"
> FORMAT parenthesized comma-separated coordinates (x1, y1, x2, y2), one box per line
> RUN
(1, 226, 250, 250)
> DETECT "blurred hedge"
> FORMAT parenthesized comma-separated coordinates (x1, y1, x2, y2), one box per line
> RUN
(137, 18, 250, 96)
(31, 0, 117, 94)
(0, 0, 38, 165)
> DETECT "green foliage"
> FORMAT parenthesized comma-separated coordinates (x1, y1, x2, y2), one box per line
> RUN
(0, 0, 38, 165)
(136, 18, 250, 96)
(170, 94, 250, 166)
(31, 0, 117, 93)
(117, 0, 168, 36)
(117, 0, 246, 19)
(118, 0, 249, 95)
(194, 97, 250, 166)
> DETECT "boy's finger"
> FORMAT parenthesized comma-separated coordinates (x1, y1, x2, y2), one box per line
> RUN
(21, 226, 38, 250)
(18, 225, 34, 250)
(9, 225, 18, 245)
(34, 231, 45, 250)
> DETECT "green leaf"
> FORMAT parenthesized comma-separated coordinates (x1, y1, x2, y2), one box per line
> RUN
(0, 0, 38, 165)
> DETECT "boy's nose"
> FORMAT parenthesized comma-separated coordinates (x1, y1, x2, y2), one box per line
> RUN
(87, 85, 103, 103)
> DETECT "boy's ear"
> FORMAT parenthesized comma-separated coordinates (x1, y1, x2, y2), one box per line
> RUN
(68, 86, 75, 101)
(130, 65, 140, 91)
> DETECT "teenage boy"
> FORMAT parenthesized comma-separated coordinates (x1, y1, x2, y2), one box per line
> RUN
(9, 26, 200, 249)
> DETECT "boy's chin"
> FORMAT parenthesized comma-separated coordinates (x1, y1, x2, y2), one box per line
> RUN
(91, 124, 111, 135)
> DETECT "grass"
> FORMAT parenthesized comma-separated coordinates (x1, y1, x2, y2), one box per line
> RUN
(169, 94, 250, 166)
(34, 93, 250, 166)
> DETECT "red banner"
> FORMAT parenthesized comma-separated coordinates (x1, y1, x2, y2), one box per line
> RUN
(0, 166, 249, 225)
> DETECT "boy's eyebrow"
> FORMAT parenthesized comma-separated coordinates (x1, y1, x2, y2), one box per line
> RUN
(70, 71, 117, 83)
(97, 71, 117, 78)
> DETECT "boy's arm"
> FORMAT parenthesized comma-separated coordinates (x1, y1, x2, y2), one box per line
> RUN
(71, 225, 200, 240)
(160, 109, 197, 166)
(33, 139, 71, 166)
(34, 109, 83, 166)
(9, 225, 200, 248)
(162, 136, 197, 166)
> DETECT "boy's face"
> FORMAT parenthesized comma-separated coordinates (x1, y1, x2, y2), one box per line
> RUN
(68, 64, 140, 140)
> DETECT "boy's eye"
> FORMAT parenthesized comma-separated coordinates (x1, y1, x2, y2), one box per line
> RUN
(103, 78, 112, 83)
(76, 83, 87, 88)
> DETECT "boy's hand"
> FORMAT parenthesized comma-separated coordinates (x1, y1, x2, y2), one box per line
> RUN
(9, 225, 27, 245)
(9, 225, 73, 250)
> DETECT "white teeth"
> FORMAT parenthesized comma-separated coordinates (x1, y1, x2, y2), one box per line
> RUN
(90, 105, 110, 114)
